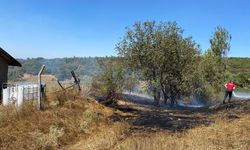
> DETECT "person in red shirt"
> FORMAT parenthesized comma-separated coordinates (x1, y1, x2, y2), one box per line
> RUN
(223, 80, 236, 104)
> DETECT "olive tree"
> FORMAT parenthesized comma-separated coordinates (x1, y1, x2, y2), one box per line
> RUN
(116, 21, 200, 105)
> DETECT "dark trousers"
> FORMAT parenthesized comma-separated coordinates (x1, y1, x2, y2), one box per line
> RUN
(0, 88, 2, 104)
(223, 90, 233, 102)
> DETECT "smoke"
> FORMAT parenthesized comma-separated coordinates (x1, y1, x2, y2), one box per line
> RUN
(177, 97, 206, 108)
(124, 86, 250, 109)
(123, 90, 208, 108)
(233, 92, 250, 99)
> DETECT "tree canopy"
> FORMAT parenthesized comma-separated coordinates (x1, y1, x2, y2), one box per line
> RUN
(116, 21, 201, 105)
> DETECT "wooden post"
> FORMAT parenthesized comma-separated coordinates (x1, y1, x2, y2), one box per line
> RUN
(38, 65, 45, 110)
(71, 71, 81, 91)
(57, 80, 66, 90)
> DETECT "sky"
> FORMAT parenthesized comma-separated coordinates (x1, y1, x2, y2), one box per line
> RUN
(0, 0, 249, 58)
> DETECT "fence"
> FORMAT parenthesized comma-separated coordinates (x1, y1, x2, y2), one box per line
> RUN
(2, 83, 41, 107)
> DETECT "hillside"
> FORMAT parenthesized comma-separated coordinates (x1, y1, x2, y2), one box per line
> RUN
(227, 57, 250, 88)
(8, 57, 250, 91)
(228, 57, 250, 76)
(8, 57, 100, 81)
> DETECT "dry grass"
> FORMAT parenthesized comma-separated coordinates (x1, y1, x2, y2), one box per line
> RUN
(1, 84, 249, 150)
(0, 90, 116, 150)
(67, 121, 129, 150)
(22, 74, 57, 82)
(112, 116, 250, 150)
(21, 73, 61, 91)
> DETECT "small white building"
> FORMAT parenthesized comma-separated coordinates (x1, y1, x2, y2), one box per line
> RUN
(0, 47, 22, 102)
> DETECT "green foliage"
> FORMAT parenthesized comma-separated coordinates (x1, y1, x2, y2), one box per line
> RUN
(92, 57, 125, 103)
(200, 51, 223, 91)
(233, 73, 250, 88)
(23, 57, 44, 74)
(210, 26, 231, 58)
(194, 27, 232, 100)
(116, 21, 200, 104)
(123, 71, 139, 93)
(226, 58, 250, 90)
(8, 66, 25, 81)
(209, 26, 231, 86)
(228, 57, 250, 77)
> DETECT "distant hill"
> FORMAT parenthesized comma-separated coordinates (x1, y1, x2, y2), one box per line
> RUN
(8, 57, 250, 87)
(8, 57, 100, 81)
(228, 57, 250, 77)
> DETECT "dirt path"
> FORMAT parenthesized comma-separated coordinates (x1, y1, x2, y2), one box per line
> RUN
(67, 96, 250, 150)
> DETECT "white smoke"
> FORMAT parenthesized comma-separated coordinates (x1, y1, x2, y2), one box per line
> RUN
(233, 92, 250, 99)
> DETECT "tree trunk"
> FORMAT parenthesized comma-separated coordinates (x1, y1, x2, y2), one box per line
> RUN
(169, 86, 177, 106)
(162, 88, 169, 105)
(153, 87, 161, 106)
(160, 78, 169, 105)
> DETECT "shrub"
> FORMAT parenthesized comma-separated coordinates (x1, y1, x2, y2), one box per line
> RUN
(92, 58, 125, 104)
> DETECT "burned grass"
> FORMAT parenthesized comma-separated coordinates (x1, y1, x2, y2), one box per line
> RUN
(112, 115, 250, 150)
(112, 99, 250, 132)
(64, 99, 250, 150)
(108, 100, 250, 150)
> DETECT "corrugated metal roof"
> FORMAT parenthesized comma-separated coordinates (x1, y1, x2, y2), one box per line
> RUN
(0, 47, 22, 67)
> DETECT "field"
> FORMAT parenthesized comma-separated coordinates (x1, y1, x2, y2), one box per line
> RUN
(0, 90, 126, 149)
(3, 57, 250, 150)
(3, 69, 250, 150)
(110, 100, 250, 150)
(1, 88, 249, 150)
